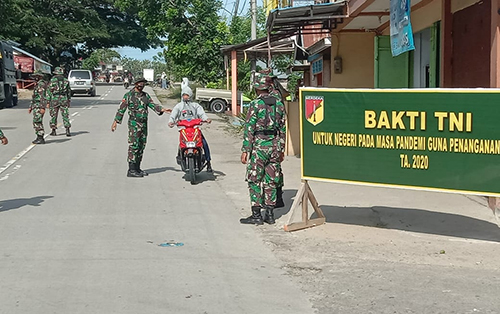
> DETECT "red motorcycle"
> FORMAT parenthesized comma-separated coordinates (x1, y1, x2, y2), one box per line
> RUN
(176, 119, 207, 184)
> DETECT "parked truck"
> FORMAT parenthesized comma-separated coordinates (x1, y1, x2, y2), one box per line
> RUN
(0, 41, 18, 108)
(195, 88, 247, 113)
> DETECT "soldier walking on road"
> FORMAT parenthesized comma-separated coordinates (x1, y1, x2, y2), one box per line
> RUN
(0, 129, 8, 145)
(29, 70, 49, 144)
(240, 72, 286, 225)
(47, 67, 72, 137)
(111, 77, 171, 178)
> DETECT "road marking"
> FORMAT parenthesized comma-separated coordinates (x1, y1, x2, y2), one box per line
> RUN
(0, 165, 21, 181)
(0, 145, 36, 176)
(71, 112, 79, 117)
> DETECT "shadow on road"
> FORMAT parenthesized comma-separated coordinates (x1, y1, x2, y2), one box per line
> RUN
(45, 138, 71, 144)
(314, 205, 500, 242)
(0, 196, 54, 213)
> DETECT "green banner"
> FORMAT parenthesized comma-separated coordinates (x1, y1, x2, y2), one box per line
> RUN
(300, 88, 500, 196)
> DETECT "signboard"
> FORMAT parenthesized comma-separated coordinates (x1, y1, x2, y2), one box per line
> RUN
(300, 88, 500, 197)
(390, 0, 415, 56)
(14, 56, 33, 72)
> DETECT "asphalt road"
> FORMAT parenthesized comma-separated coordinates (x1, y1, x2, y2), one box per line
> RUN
(0, 85, 315, 314)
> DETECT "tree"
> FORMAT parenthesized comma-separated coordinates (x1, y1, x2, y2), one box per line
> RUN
(116, 0, 229, 83)
(82, 49, 121, 70)
(0, 0, 158, 66)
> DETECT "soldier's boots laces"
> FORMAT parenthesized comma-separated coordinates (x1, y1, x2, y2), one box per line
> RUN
(206, 161, 213, 173)
(275, 187, 285, 208)
(127, 162, 143, 178)
(32, 135, 45, 144)
(263, 207, 275, 224)
(65, 128, 71, 137)
(240, 206, 264, 225)
(50, 129, 56, 136)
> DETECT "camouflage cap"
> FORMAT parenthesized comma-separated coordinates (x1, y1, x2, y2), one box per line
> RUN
(53, 67, 64, 75)
(31, 69, 44, 77)
(253, 72, 273, 90)
(134, 77, 148, 84)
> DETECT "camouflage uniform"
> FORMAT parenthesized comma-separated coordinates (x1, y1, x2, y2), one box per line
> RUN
(30, 75, 49, 137)
(0, 129, 4, 139)
(240, 73, 286, 225)
(47, 67, 71, 135)
(114, 88, 164, 168)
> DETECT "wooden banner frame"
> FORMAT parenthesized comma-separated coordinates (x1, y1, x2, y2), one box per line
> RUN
(284, 180, 326, 232)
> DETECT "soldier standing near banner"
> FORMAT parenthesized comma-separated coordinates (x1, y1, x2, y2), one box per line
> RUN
(0, 129, 8, 145)
(111, 77, 171, 178)
(240, 72, 286, 225)
(28, 70, 49, 144)
(47, 67, 71, 137)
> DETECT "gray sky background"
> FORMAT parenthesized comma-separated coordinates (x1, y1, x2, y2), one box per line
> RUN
(116, 0, 263, 60)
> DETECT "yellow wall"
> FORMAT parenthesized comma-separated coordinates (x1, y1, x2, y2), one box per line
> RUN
(329, 32, 375, 88)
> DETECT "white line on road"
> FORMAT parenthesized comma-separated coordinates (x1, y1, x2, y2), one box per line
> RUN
(0, 144, 36, 175)
(71, 112, 79, 117)
(0, 165, 21, 181)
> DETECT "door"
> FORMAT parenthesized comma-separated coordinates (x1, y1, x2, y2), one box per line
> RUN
(374, 36, 410, 88)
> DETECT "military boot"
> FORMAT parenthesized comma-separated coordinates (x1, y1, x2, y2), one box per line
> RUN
(127, 162, 143, 178)
(206, 161, 213, 173)
(263, 207, 275, 224)
(239, 206, 264, 225)
(275, 187, 285, 208)
(32, 135, 45, 144)
(136, 157, 148, 176)
(50, 129, 56, 136)
(65, 128, 71, 137)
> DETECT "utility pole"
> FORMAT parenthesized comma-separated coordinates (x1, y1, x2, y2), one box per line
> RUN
(233, 0, 240, 18)
(250, 0, 257, 73)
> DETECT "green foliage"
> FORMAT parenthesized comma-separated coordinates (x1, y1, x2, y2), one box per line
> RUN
(118, 0, 229, 83)
(287, 72, 303, 101)
(0, 0, 157, 66)
(120, 56, 168, 79)
(82, 49, 121, 70)
(228, 7, 266, 45)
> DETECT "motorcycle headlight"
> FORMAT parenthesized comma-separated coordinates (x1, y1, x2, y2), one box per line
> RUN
(186, 141, 196, 148)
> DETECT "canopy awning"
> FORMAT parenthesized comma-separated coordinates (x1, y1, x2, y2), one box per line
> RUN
(266, 1, 348, 36)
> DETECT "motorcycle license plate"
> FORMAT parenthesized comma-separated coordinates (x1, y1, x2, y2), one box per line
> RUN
(186, 141, 196, 148)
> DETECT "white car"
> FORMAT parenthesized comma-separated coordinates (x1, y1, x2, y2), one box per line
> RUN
(68, 69, 96, 96)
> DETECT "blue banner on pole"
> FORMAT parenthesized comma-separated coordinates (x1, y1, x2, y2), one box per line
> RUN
(390, 0, 415, 57)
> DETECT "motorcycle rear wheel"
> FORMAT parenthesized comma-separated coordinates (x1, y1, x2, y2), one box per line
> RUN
(188, 158, 196, 184)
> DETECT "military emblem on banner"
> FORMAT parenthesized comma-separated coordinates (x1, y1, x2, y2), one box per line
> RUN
(305, 96, 324, 126)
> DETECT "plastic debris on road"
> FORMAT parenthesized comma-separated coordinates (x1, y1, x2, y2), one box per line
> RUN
(158, 242, 184, 247)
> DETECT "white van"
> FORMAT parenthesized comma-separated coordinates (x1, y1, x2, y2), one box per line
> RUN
(68, 69, 95, 96)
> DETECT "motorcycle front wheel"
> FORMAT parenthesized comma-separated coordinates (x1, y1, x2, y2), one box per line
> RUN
(188, 157, 196, 184)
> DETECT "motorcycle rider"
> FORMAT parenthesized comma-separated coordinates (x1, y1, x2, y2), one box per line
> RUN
(168, 86, 213, 172)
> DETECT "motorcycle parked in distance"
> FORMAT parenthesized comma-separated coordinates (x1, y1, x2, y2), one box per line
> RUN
(123, 77, 130, 89)
(176, 119, 206, 184)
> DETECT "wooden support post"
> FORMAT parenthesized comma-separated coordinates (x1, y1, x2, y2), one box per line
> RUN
(284, 181, 326, 232)
(231, 50, 239, 116)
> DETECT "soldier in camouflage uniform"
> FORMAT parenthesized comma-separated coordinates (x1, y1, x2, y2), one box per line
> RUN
(0, 129, 8, 145)
(47, 66, 71, 137)
(111, 77, 171, 178)
(240, 72, 286, 225)
(29, 70, 49, 144)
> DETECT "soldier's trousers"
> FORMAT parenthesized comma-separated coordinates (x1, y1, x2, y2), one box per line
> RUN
(128, 120, 147, 163)
(246, 146, 281, 208)
(49, 102, 71, 129)
(32, 108, 45, 136)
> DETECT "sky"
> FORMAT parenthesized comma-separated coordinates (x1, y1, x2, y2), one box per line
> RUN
(116, 0, 263, 61)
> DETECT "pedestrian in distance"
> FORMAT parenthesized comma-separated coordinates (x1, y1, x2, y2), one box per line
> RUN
(168, 86, 213, 172)
(240, 72, 286, 225)
(47, 66, 72, 137)
(0, 129, 8, 145)
(111, 77, 172, 178)
(161, 72, 167, 89)
(28, 70, 50, 144)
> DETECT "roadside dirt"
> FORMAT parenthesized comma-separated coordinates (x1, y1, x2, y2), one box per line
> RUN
(154, 87, 500, 314)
